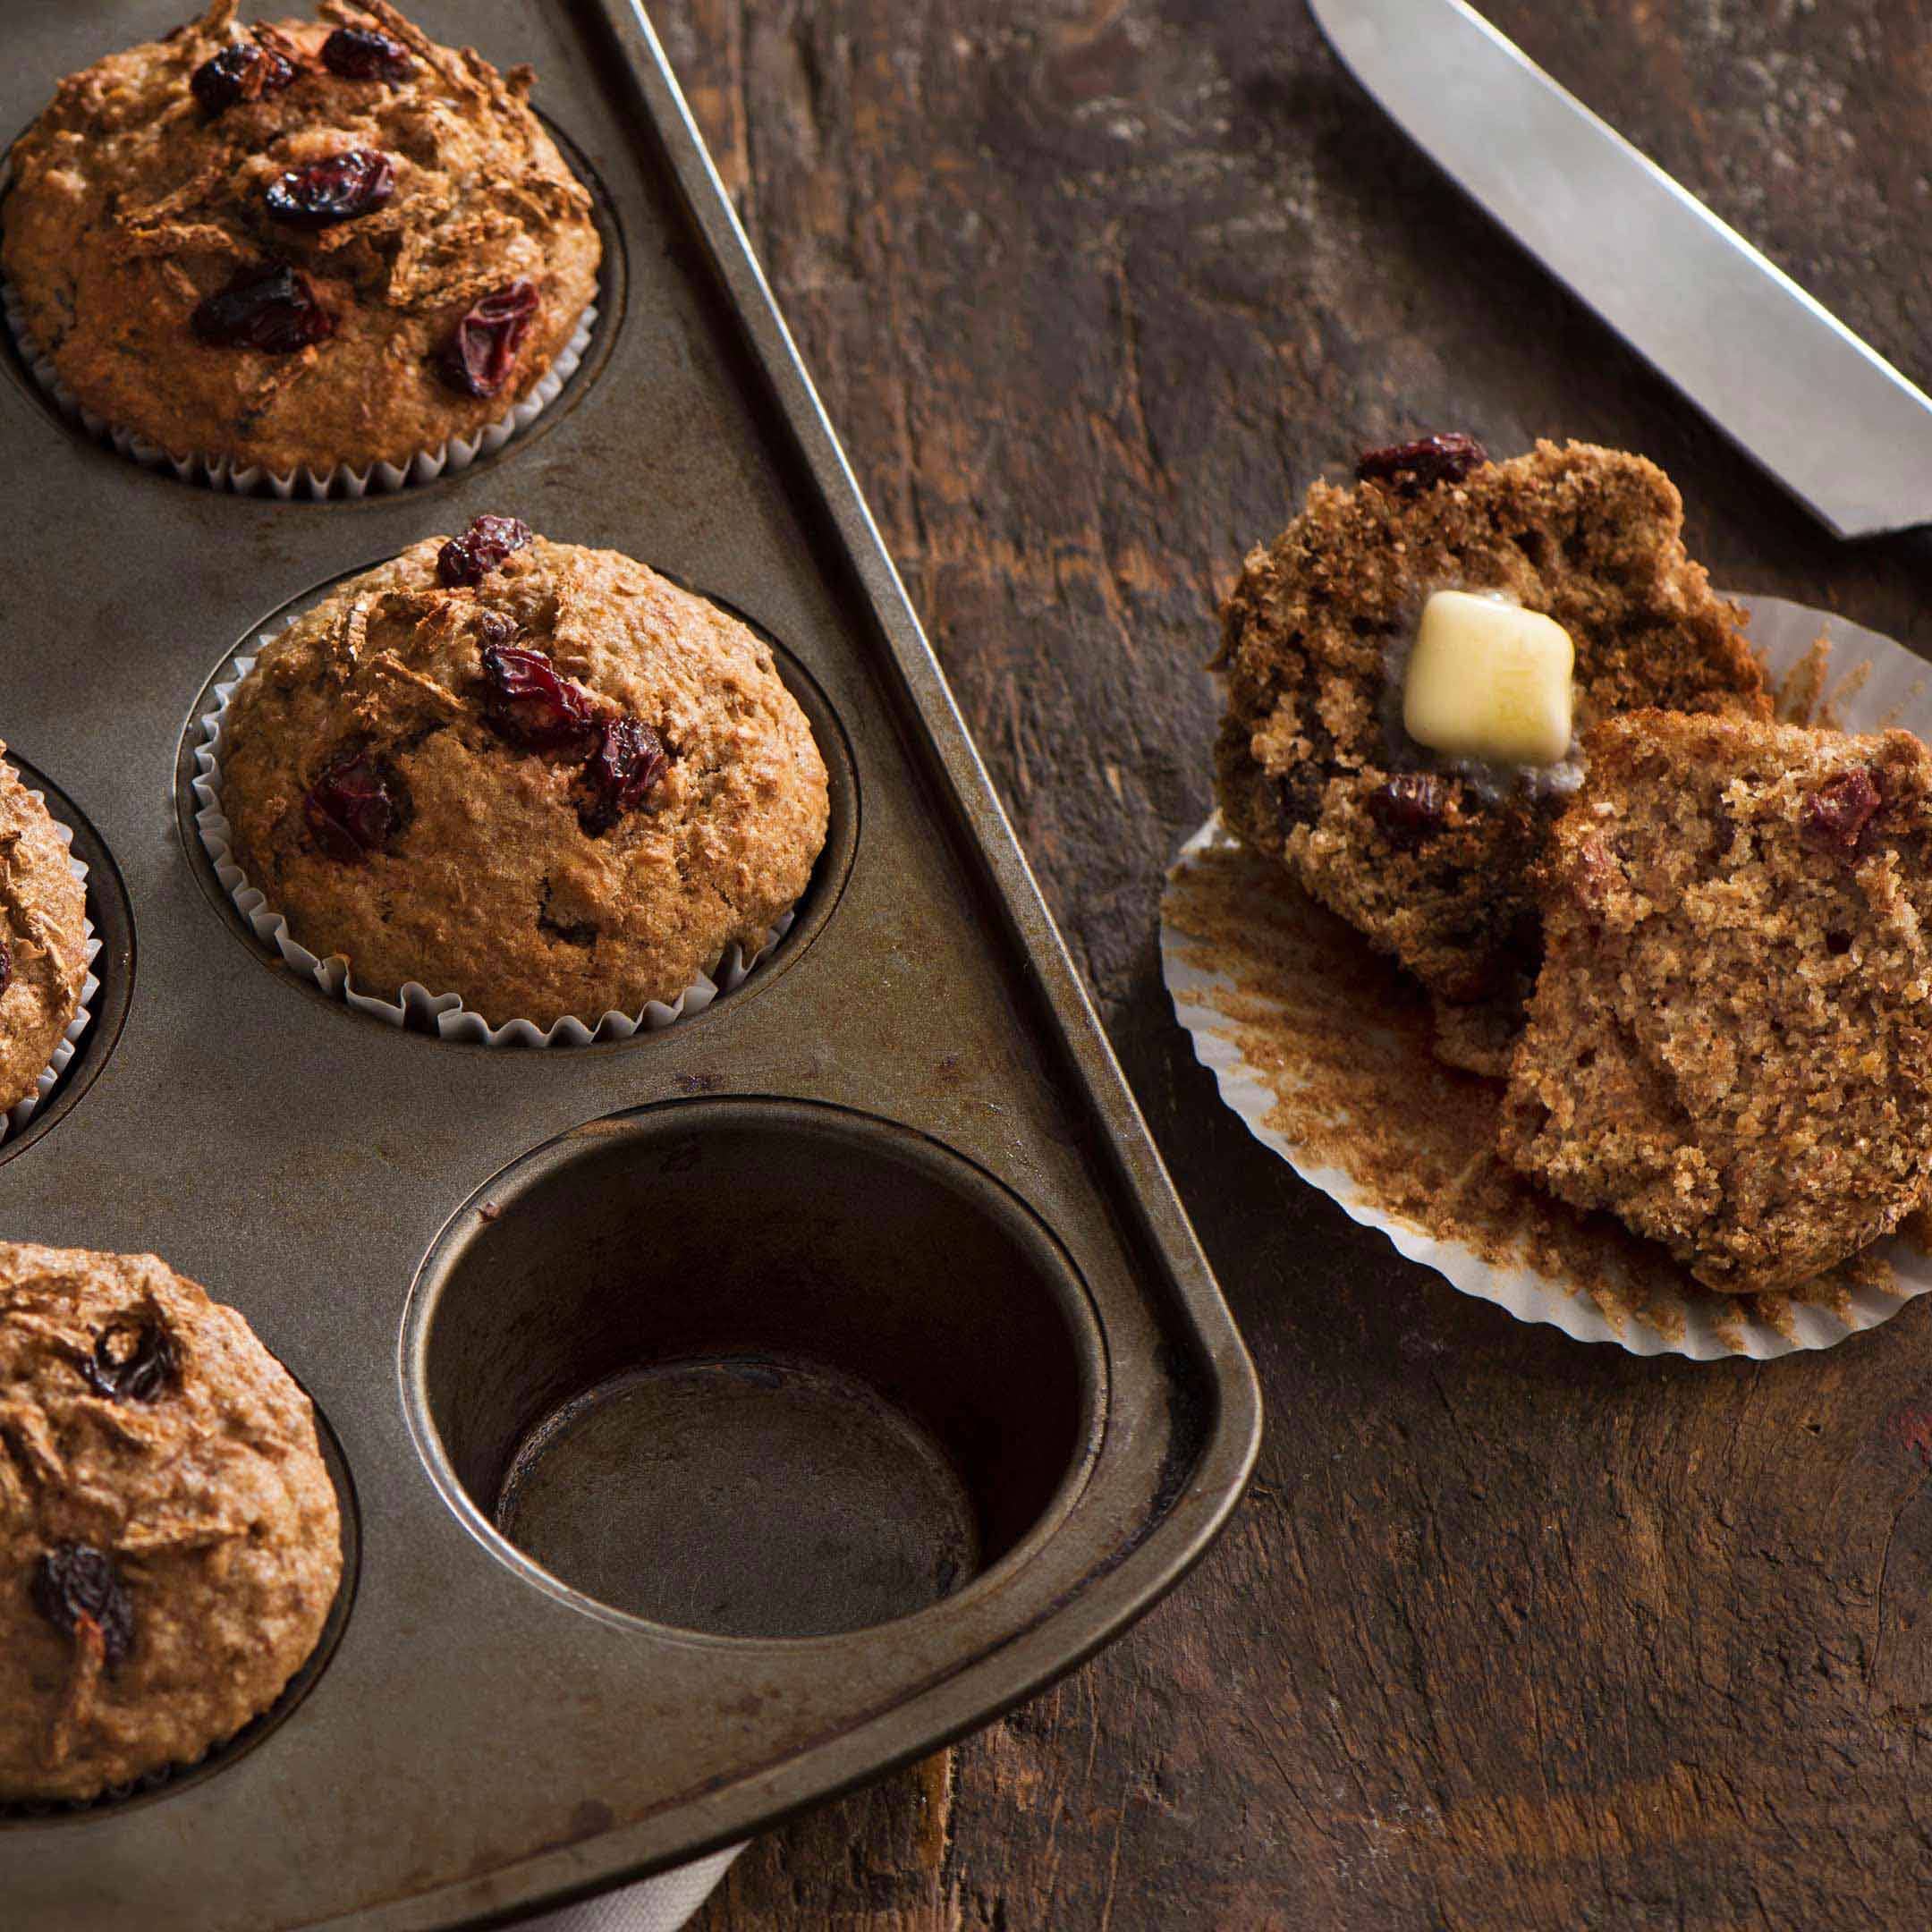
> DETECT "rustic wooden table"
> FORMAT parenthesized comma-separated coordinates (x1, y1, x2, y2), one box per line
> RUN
(654, 3, 1932, 1925)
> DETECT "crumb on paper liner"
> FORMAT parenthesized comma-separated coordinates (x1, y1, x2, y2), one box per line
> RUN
(1, 784, 99, 1148)
(1, 280, 596, 501)
(191, 638, 790, 1047)
(1160, 594, 1932, 1362)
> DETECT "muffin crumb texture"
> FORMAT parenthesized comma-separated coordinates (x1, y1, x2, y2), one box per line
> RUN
(1500, 712, 1932, 1293)
(217, 530, 831, 1026)
(2, 0, 601, 476)
(0, 1243, 342, 1803)
(0, 751, 89, 1116)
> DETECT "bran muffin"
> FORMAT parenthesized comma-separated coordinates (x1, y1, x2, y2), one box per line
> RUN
(0, 753, 89, 1117)
(2, 0, 600, 479)
(0, 1242, 342, 1803)
(215, 523, 831, 1027)
(1213, 438, 1769, 1072)
(1499, 712, 1932, 1293)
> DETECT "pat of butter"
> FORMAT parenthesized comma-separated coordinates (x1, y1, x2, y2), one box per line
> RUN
(1402, 590, 1574, 767)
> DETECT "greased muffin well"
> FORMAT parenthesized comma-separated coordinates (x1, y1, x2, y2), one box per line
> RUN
(1500, 712, 1932, 1294)
(2, 1, 600, 479)
(0, 753, 89, 1117)
(216, 527, 831, 1027)
(1213, 439, 1770, 1072)
(0, 1243, 342, 1804)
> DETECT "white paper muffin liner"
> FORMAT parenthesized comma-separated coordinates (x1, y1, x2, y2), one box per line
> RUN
(0, 775, 99, 1147)
(1, 279, 596, 500)
(191, 627, 791, 1045)
(1163, 594, 1932, 1360)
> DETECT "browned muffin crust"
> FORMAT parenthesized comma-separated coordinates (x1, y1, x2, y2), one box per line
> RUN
(1213, 441, 1769, 1072)
(1500, 712, 1932, 1293)
(0, 1243, 341, 1803)
(2, 1, 600, 477)
(0, 751, 88, 1115)
(218, 530, 831, 1026)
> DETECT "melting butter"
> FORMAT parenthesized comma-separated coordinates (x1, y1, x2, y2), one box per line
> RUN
(1402, 589, 1574, 767)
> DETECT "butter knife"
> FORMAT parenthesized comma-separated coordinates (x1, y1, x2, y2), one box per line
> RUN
(1307, 0, 1932, 540)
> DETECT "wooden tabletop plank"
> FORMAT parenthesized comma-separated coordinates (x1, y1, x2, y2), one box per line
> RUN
(657, 3, 1932, 1924)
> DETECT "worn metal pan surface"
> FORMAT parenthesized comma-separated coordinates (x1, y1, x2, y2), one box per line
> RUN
(0, 4, 1261, 1926)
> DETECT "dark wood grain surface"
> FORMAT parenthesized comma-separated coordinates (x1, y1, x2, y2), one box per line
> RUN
(652, 4, 1932, 1925)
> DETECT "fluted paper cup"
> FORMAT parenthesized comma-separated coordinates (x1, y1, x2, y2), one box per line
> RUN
(1163, 594, 1932, 1360)
(3, 280, 595, 501)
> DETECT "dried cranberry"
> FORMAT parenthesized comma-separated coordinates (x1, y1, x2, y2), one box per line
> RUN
(0, 936, 10, 998)
(303, 750, 406, 862)
(441, 281, 540, 398)
(32, 1545, 133, 1672)
(1355, 434, 1489, 496)
(580, 716, 668, 833)
(81, 1318, 176, 1405)
(320, 25, 413, 82)
(480, 644, 600, 755)
(192, 265, 335, 353)
(191, 38, 297, 115)
(265, 149, 395, 227)
(438, 515, 534, 588)
(1368, 774, 1449, 843)
(1801, 769, 1882, 857)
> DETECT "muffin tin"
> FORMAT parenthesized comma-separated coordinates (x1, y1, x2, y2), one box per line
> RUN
(0, 3, 1261, 1926)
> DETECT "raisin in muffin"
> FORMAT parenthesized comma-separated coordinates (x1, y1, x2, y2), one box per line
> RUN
(1500, 712, 1932, 1293)
(1213, 438, 1769, 1072)
(216, 521, 831, 1026)
(2, 1, 600, 479)
(0, 752, 89, 1116)
(0, 1243, 342, 1803)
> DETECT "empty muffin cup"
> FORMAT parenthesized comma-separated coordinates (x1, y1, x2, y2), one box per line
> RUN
(406, 1099, 1106, 1639)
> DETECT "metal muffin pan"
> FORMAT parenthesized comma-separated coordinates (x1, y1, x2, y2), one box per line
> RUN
(0, 3, 1262, 1928)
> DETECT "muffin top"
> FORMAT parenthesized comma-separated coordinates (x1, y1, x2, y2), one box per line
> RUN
(217, 524, 832, 1025)
(0, 1243, 342, 1803)
(2, 0, 601, 477)
(0, 752, 89, 1116)
(1501, 712, 1932, 1294)
(1213, 438, 1769, 1073)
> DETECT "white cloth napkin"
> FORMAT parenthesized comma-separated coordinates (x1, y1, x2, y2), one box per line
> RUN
(521, 1845, 743, 1932)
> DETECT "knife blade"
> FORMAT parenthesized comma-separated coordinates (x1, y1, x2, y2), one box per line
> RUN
(1307, 0, 1932, 540)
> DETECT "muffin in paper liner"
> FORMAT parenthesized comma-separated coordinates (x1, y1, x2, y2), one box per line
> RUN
(0, 1534, 351, 1823)
(1163, 593, 1932, 1361)
(191, 636, 793, 1046)
(1, 280, 596, 501)
(0, 779, 99, 1147)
